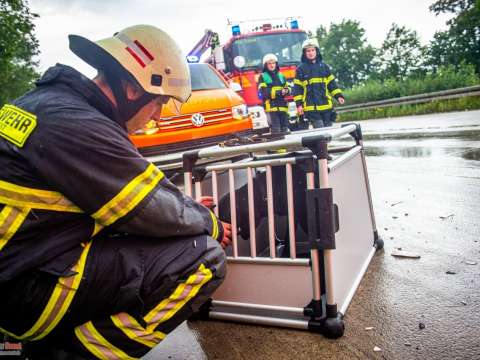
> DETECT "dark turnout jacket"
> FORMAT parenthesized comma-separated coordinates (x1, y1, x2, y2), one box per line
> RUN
(293, 49, 344, 112)
(258, 69, 289, 113)
(0, 64, 222, 282)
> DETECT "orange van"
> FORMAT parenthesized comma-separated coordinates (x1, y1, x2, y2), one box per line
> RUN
(131, 63, 253, 155)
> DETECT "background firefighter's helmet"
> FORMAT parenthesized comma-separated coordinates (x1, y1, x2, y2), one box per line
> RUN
(302, 38, 320, 50)
(301, 38, 323, 63)
(262, 53, 278, 65)
(69, 25, 191, 122)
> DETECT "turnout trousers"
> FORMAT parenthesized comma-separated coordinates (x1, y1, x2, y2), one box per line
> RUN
(266, 112, 289, 133)
(305, 110, 335, 128)
(0, 234, 226, 359)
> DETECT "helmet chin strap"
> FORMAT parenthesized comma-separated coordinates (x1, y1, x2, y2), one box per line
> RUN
(103, 69, 156, 127)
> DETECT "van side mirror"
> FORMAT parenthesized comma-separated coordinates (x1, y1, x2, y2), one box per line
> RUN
(230, 82, 242, 92)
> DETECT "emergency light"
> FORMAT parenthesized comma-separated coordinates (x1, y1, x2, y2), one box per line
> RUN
(232, 25, 241, 36)
(290, 19, 299, 29)
(186, 55, 199, 63)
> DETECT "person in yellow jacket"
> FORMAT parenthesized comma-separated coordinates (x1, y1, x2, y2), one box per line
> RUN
(0, 25, 231, 359)
(293, 38, 345, 128)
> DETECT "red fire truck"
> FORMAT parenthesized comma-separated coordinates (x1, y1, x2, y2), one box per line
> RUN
(188, 18, 308, 129)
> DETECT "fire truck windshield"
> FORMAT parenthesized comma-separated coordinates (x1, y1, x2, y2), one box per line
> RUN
(230, 31, 307, 70)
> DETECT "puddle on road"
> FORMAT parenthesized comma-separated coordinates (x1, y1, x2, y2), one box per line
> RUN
(365, 146, 480, 160)
(355, 125, 480, 160)
(462, 148, 480, 161)
(362, 129, 480, 142)
(365, 146, 432, 158)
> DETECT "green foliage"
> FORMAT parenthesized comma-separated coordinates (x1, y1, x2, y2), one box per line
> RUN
(377, 23, 426, 80)
(0, 0, 40, 105)
(308, 0, 479, 94)
(316, 20, 377, 89)
(428, 0, 480, 73)
(343, 63, 480, 105)
(337, 95, 480, 122)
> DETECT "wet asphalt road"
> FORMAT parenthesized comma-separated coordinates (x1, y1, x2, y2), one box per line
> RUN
(146, 110, 480, 360)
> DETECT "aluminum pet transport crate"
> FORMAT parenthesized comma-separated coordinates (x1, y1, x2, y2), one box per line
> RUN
(159, 123, 382, 338)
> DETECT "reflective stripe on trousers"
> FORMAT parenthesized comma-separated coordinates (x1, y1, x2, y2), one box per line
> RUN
(0, 163, 164, 341)
(0, 241, 92, 341)
(74, 263, 214, 359)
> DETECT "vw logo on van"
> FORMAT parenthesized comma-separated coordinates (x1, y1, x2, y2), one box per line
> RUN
(191, 113, 205, 127)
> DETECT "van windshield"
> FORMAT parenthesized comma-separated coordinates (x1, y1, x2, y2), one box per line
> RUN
(189, 63, 227, 90)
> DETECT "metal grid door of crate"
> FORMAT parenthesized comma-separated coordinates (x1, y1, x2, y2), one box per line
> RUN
(181, 124, 382, 338)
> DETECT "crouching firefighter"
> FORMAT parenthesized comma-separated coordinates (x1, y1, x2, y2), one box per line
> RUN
(0, 25, 232, 359)
(293, 38, 345, 128)
(258, 54, 290, 133)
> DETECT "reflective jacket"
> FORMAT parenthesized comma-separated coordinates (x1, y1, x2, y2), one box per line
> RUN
(0, 64, 223, 283)
(258, 70, 289, 113)
(293, 57, 343, 112)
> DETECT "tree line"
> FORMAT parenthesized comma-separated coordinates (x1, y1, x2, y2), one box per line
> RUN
(0, 0, 39, 106)
(0, 0, 478, 106)
(315, 0, 479, 89)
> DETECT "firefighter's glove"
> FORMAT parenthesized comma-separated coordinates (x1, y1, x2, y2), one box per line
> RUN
(199, 196, 232, 249)
(220, 222, 232, 249)
(199, 196, 216, 209)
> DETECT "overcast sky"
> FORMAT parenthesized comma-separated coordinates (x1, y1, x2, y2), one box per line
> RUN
(30, 0, 452, 77)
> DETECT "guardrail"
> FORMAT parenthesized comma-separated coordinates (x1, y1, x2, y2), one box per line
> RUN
(336, 85, 480, 114)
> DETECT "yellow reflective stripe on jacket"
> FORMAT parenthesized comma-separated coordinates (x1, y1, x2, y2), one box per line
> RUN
(270, 86, 283, 100)
(293, 95, 303, 102)
(209, 210, 219, 240)
(258, 82, 267, 89)
(144, 264, 213, 330)
(265, 102, 288, 113)
(304, 101, 333, 112)
(326, 75, 335, 84)
(331, 88, 342, 96)
(0, 180, 81, 213)
(111, 313, 166, 348)
(266, 108, 288, 113)
(308, 77, 329, 85)
(0, 241, 92, 341)
(75, 321, 137, 360)
(92, 163, 164, 227)
(265, 100, 272, 112)
(0, 206, 29, 251)
(293, 78, 305, 87)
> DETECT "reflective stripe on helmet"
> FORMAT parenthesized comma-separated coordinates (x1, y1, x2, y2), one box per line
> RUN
(116, 32, 154, 68)
(70, 25, 192, 103)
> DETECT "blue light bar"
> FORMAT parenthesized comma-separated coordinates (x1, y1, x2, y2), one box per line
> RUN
(232, 25, 241, 36)
(290, 20, 299, 29)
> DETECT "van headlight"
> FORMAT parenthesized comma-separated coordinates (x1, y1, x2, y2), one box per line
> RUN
(232, 104, 248, 120)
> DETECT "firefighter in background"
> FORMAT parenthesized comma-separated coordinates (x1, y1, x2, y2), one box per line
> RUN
(293, 38, 345, 128)
(0, 25, 232, 359)
(258, 54, 290, 133)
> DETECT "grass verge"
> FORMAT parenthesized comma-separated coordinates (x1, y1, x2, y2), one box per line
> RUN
(337, 95, 480, 122)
